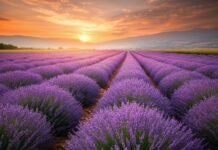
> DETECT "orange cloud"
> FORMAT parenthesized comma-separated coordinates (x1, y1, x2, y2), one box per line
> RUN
(0, 0, 218, 43)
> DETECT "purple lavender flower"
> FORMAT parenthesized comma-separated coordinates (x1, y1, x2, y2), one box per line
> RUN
(75, 67, 109, 88)
(212, 70, 218, 79)
(46, 74, 100, 106)
(75, 53, 125, 88)
(0, 83, 10, 95)
(153, 66, 182, 84)
(55, 52, 118, 74)
(0, 71, 43, 89)
(93, 52, 125, 77)
(96, 79, 169, 114)
(112, 71, 150, 84)
(0, 63, 25, 73)
(0, 104, 53, 150)
(66, 103, 204, 150)
(0, 84, 83, 136)
(171, 79, 218, 120)
(132, 53, 162, 77)
(29, 65, 63, 79)
(56, 62, 83, 74)
(183, 95, 218, 149)
(196, 65, 218, 78)
(159, 71, 207, 97)
(171, 61, 202, 71)
(112, 54, 150, 84)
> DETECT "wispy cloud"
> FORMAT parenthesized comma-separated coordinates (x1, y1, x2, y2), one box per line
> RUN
(0, 16, 10, 21)
(0, 0, 218, 42)
(32, 8, 112, 32)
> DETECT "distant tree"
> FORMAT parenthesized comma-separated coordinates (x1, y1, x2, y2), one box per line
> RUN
(0, 43, 18, 49)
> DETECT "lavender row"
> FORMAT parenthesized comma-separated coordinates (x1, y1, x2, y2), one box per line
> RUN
(67, 53, 201, 149)
(183, 95, 218, 149)
(75, 52, 126, 87)
(0, 52, 127, 148)
(0, 84, 82, 136)
(138, 52, 218, 78)
(139, 51, 218, 66)
(0, 51, 95, 73)
(170, 79, 218, 149)
(133, 53, 207, 97)
(0, 51, 128, 148)
(96, 53, 169, 113)
(27, 51, 119, 79)
(0, 51, 106, 64)
(0, 51, 116, 73)
(66, 103, 204, 150)
(0, 52, 119, 90)
(3, 52, 123, 120)
(45, 53, 126, 106)
(134, 52, 218, 149)
(111, 53, 150, 84)
(0, 51, 216, 149)
(39, 52, 118, 74)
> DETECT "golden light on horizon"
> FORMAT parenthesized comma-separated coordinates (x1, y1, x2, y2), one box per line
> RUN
(79, 34, 90, 42)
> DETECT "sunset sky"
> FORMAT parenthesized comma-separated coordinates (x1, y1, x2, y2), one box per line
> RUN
(1, 0, 218, 43)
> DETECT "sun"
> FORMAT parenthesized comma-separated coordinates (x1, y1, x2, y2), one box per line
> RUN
(79, 34, 90, 42)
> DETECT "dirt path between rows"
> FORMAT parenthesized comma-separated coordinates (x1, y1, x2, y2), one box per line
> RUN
(54, 52, 126, 150)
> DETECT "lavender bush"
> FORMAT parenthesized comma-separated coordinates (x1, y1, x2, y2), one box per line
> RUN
(56, 62, 82, 74)
(29, 65, 63, 79)
(153, 66, 181, 84)
(0, 84, 82, 136)
(183, 95, 218, 149)
(0, 83, 10, 95)
(171, 79, 218, 120)
(195, 65, 218, 77)
(0, 104, 52, 150)
(93, 52, 125, 77)
(75, 67, 109, 88)
(55, 53, 115, 74)
(212, 70, 218, 79)
(46, 74, 100, 106)
(112, 54, 150, 84)
(169, 61, 202, 71)
(112, 71, 150, 84)
(66, 103, 203, 150)
(0, 71, 42, 89)
(0, 63, 25, 73)
(96, 79, 169, 114)
(159, 71, 206, 97)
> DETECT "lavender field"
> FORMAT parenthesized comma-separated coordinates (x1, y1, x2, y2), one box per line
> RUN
(0, 50, 218, 150)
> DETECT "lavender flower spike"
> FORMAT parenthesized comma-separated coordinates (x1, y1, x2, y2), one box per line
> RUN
(183, 95, 218, 149)
(171, 79, 218, 120)
(46, 74, 100, 106)
(66, 103, 204, 150)
(97, 79, 169, 114)
(0, 104, 53, 150)
(0, 83, 10, 95)
(0, 71, 42, 89)
(0, 84, 83, 136)
(159, 71, 206, 97)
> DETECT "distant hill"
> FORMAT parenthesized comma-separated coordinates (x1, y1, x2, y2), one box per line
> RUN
(94, 28, 218, 49)
(0, 35, 88, 49)
(1, 28, 218, 49)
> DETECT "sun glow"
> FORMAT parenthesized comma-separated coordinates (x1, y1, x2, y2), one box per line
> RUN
(79, 34, 90, 42)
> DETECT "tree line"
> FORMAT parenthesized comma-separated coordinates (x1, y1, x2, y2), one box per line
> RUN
(0, 43, 18, 49)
